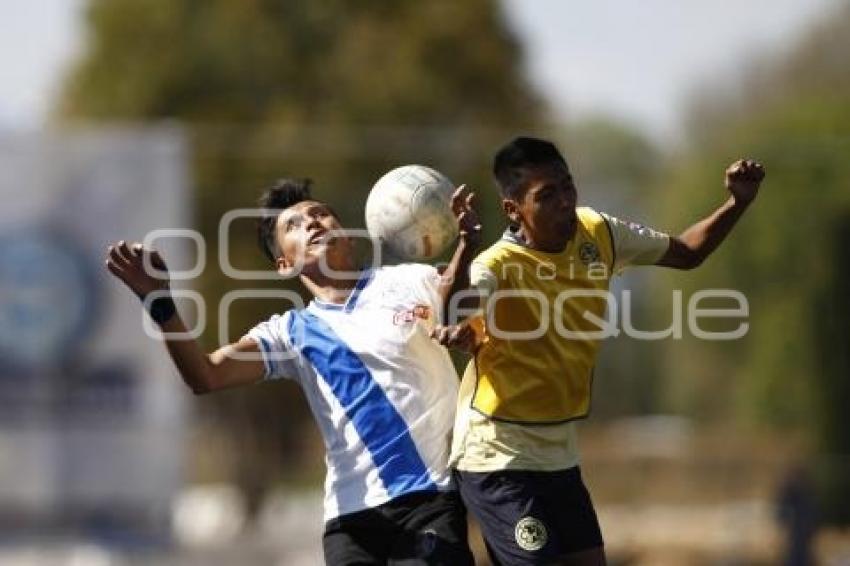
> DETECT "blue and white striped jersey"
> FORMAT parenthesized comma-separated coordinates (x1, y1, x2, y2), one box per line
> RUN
(246, 264, 459, 521)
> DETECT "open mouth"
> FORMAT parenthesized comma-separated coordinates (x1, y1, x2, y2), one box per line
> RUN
(308, 231, 328, 246)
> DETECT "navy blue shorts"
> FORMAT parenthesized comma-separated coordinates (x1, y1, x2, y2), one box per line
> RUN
(455, 466, 603, 565)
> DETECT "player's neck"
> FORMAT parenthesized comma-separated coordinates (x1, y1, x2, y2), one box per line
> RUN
(302, 269, 363, 305)
(518, 227, 573, 254)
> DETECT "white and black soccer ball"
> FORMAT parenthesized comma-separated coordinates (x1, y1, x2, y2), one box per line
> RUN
(365, 165, 458, 261)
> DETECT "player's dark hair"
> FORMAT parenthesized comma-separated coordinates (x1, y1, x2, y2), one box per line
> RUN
(257, 178, 313, 263)
(493, 136, 569, 200)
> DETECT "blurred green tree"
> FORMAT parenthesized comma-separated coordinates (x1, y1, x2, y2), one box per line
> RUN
(57, 0, 545, 513)
(652, 1, 850, 523)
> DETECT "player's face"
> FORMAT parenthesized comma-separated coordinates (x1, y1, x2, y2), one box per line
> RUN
(275, 200, 354, 276)
(505, 163, 578, 252)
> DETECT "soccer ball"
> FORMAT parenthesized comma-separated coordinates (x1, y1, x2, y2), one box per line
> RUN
(365, 165, 458, 261)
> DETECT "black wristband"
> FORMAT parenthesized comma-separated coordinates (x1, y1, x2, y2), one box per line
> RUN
(147, 293, 177, 326)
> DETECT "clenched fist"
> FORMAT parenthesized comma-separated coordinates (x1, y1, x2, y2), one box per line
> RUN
(725, 159, 765, 205)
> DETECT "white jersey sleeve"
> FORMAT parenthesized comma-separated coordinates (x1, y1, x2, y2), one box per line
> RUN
(601, 212, 671, 272)
(243, 313, 302, 381)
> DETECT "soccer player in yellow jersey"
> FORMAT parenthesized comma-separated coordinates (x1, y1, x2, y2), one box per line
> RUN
(440, 137, 765, 565)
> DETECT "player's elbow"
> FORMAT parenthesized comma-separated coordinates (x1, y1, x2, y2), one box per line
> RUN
(190, 381, 214, 396)
(185, 365, 219, 395)
(663, 237, 707, 270)
(681, 250, 706, 270)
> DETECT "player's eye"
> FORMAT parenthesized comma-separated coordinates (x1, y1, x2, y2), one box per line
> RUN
(285, 216, 303, 231)
(537, 187, 556, 201)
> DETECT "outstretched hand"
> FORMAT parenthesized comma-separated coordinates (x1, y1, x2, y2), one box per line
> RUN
(450, 185, 482, 248)
(725, 159, 765, 205)
(105, 241, 170, 299)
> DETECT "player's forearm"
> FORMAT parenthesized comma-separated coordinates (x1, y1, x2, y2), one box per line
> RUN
(157, 315, 219, 394)
(106, 241, 259, 393)
(682, 196, 750, 261)
(662, 196, 750, 269)
(438, 240, 477, 322)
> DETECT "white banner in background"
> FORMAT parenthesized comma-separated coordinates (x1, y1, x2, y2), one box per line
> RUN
(0, 126, 190, 535)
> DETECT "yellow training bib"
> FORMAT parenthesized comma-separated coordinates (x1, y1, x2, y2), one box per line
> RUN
(470, 207, 614, 424)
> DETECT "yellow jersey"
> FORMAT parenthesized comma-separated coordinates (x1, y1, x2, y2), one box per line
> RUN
(471, 207, 614, 424)
(451, 207, 670, 471)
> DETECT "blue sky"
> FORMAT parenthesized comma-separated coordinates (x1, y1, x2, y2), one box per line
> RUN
(0, 0, 838, 141)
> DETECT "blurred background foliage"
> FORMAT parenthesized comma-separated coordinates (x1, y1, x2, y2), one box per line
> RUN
(653, 0, 850, 522)
(58, 0, 850, 524)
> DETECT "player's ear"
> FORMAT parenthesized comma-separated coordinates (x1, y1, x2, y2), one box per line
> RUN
(502, 198, 521, 225)
(276, 255, 297, 278)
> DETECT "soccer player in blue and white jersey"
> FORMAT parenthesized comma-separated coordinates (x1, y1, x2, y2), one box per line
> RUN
(105, 178, 480, 565)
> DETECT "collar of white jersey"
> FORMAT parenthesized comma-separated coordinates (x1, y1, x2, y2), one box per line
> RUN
(310, 268, 376, 313)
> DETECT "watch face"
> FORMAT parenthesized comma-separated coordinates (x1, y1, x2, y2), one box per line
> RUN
(0, 230, 98, 370)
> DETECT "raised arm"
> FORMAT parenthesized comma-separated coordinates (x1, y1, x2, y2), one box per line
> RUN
(656, 159, 765, 270)
(430, 186, 486, 352)
(105, 241, 265, 394)
(437, 185, 482, 321)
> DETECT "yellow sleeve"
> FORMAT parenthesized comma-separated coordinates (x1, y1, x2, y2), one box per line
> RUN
(463, 261, 497, 325)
